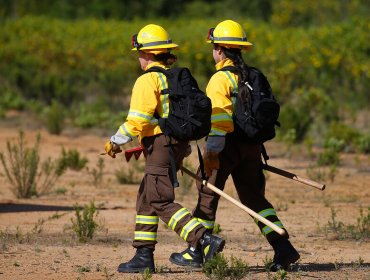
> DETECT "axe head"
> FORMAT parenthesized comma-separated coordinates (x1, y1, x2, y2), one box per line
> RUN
(125, 146, 145, 162)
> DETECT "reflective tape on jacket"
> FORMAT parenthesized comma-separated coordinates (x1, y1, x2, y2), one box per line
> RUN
(135, 215, 159, 225)
(221, 70, 238, 111)
(168, 208, 190, 231)
(134, 231, 157, 241)
(180, 218, 201, 241)
(156, 72, 169, 118)
(209, 127, 228, 136)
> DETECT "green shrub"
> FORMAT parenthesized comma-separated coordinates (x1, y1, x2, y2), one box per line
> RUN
(0, 131, 66, 198)
(88, 158, 105, 187)
(325, 122, 360, 151)
(71, 201, 99, 243)
(203, 254, 249, 280)
(317, 138, 344, 166)
(42, 100, 65, 135)
(355, 133, 370, 154)
(0, 131, 39, 198)
(59, 148, 88, 171)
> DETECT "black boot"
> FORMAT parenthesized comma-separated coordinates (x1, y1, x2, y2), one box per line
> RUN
(270, 238, 300, 271)
(201, 233, 225, 263)
(117, 247, 155, 273)
(169, 246, 203, 268)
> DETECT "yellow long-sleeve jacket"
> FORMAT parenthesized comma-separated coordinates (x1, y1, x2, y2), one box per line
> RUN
(115, 62, 171, 143)
(206, 58, 238, 137)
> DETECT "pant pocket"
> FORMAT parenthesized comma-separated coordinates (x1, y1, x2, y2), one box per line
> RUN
(145, 166, 175, 205)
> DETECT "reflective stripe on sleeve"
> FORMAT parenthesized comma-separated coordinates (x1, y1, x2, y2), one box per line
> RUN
(211, 113, 233, 123)
(127, 109, 153, 122)
(209, 127, 227, 136)
(168, 208, 191, 231)
(136, 215, 159, 225)
(119, 123, 135, 138)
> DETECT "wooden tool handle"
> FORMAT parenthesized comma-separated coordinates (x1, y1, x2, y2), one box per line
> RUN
(181, 166, 286, 236)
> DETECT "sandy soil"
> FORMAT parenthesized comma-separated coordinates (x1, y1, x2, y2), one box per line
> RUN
(0, 121, 369, 280)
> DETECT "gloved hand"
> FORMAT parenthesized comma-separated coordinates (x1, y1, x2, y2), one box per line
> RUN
(104, 141, 122, 158)
(203, 150, 220, 178)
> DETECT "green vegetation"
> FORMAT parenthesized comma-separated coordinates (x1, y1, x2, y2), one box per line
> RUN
(203, 254, 249, 280)
(88, 158, 105, 187)
(59, 148, 88, 171)
(71, 201, 99, 243)
(0, 131, 66, 198)
(0, 1, 368, 179)
(324, 207, 370, 241)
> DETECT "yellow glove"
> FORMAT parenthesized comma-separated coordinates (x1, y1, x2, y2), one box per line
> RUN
(203, 150, 220, 178)
(104, 141, 122, 158)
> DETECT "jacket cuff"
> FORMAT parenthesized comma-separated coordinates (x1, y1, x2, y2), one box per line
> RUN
(206, 136, 225, 153)
(110, 130, 132, 145)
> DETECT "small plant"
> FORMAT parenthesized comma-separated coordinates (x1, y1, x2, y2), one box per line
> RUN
(43, 100, 65, 135)
(213, 223, 222, 234)
(141, 267, 153, 280)
(327, 207, 344, 233)
(228, 256, 249, 280)
(71, 201, 99, 243)
(77, 265, 91, 272)
(0, 131, 66, 198)
(263, 256, 274, 272)
(274, 269, 288, 280)
(203, 254, 249, 280)
(0, 131, 40, 198)
(317, 137, 344, 166)
(115, 160, 143, 185)
(203, 253, 228, 280)
(55, 187, 67, 195)
(88, 158, 105, 187)
(59, 148, 88, 171)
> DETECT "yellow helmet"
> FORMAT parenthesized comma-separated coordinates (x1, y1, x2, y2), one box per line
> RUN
(131, 24, 178, 54)
(207, 20, 252, 50)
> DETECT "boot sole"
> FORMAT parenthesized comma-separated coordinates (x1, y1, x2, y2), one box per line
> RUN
(169, 255, 202, 268)
(204, 237, 225, 262)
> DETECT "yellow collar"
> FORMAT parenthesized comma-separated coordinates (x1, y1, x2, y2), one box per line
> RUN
(215, 58, 234, 71)
(145, 62, 167, 71)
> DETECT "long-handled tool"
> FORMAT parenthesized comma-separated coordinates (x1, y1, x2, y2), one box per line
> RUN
(263, 164, 325, 191)
(180, 166, 286, 236)
(118, 147, 285, 235)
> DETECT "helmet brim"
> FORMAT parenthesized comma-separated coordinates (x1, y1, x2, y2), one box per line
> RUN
(207, 40, 253, 50)
(132, 43, 179, 52)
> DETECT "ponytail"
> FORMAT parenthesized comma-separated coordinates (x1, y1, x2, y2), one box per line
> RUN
(221, 46, 250, 100)
(154, 52, 177, 66)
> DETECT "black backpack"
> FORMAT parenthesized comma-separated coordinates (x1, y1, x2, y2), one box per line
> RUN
(145, 66, 212, 141)
(219, 66, 280, 144)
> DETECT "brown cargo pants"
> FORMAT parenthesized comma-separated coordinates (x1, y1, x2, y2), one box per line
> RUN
(133, 134, 206, 249)
(193, 133, 288, 244)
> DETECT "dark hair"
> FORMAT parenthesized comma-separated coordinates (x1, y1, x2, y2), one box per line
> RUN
(154, 52, 177, 66)
(220, 46, 250, 100)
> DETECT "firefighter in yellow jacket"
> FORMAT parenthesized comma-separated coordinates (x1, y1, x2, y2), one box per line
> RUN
(170, 20, 300, 271)
(105, 24, 225, 273)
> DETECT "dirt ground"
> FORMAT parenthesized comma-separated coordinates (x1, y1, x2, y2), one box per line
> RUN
(0, 118, 369, 280)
